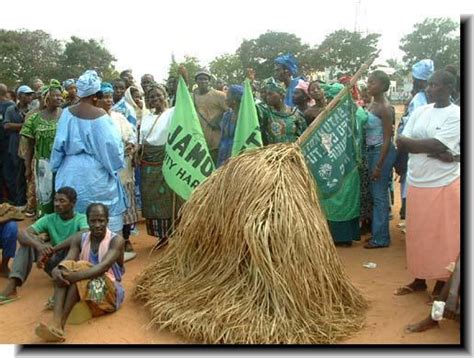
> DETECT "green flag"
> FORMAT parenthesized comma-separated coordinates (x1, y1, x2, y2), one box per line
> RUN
(231, 79, 263, 157)
(163, 77, 215, 200)
(300, 94, 363, 221)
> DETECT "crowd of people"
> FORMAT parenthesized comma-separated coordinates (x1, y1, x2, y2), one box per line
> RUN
(0, 53, 461, 342)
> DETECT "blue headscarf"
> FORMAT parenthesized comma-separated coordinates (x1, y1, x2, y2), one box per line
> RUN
(76, 70, 101, 98)
(274, 53, 298, 76)
(412, 59, 434, 81)
(62, 79, 75, 90)
(228, 85, 244, 101)
(101, 82, 114, 94)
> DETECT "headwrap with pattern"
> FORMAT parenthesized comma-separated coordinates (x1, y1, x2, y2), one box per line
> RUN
(274, 53, 298, 76)
(76, 70, 102, 98)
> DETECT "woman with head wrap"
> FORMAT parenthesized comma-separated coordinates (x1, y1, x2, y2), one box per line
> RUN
(124, 86, 150, 131)
(396, 59, 434, 227)
(216, 84, 244, 167)
(274, 53, 304, 108)
(363, 70, 397, 249)
(292, 79, 315, 121)
(139, 83, 178, 249)
(97, 82, 138, 261)
(124, 85, 150, 213)
(257, 78, 307, 145)
(50, 70, 127, 234)
(113, 78, 137, 127)
(61, 79, 79, 108)
(20, 80, 64, 217)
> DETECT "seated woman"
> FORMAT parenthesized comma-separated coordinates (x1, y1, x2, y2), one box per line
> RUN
(34, 203, 125, 343)
(50, 70, 127, 235)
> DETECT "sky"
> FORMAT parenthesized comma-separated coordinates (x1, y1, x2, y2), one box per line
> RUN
(1, 0, 472, 82)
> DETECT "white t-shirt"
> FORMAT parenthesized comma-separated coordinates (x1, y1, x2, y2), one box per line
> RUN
(139, 108, 174, 146)
(402, 103, 460, 188)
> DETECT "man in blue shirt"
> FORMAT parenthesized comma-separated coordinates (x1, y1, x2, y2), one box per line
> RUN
(3, 85, 34, 207)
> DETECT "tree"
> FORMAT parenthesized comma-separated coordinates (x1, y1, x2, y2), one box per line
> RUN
(399, 17, 460, 70)
(317, 30, 380, 78)
(0, 29, 63, 88)
(167, 55, 202, 86)
(60, 36, 117, 80)
(385, 58, 408, 86)
(236, 31, 309, 81)
(209, 54, 245, 85)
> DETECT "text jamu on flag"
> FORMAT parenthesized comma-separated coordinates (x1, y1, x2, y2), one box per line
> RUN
(162, 76, 215, 200)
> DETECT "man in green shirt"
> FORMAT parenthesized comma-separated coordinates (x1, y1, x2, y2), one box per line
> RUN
(0, 187, 88, 304)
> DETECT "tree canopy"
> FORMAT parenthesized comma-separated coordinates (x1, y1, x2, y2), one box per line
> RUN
(0, 29, 63, 87)
(317, 30, 380, 78)
(0, 30, 117, 88)
(60, 36, 117, 81)
(399, 17, 460, 70)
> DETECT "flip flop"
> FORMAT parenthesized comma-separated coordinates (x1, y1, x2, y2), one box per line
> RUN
(394, 284, 427, 296)
(44, 296, 55, 310)
(35, 323, 65, 343)
(124, 251, 137, 262)
(0, 294, 19, 305)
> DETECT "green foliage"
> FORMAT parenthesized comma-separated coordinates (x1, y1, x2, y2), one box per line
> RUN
(236, 31, 309, 80)
(209, 54, 245, 85)
(167, 55, 202, 86)
(0, 30, 117, 88)
(399, 17, 460, 69)
(0, 29, 63, 88)
(317, 30, 380, 77)
(60, 36, 117, 80)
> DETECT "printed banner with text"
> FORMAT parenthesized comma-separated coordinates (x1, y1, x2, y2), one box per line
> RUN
(300, 94, 362, 221)
(163, 77, 215, 200)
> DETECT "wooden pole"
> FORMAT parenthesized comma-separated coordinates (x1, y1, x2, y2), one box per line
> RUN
(296, 50, 380, 146)
(172, 192, 176, 233)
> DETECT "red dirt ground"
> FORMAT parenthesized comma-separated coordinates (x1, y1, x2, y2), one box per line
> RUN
(0, 105, 460, 345)
(0, 186, 460, 345)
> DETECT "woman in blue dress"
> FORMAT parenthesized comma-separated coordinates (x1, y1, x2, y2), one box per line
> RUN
(50, 70, 126, 234)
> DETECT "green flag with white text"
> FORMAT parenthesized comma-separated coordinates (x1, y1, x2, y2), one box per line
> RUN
(300, 93, 363, 221)
(231, 79, 263, 157)
(163, 77, 215, 200)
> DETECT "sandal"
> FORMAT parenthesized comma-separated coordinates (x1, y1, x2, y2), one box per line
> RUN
(44, 296, 55, 310)
(0, 294, 19, 305)
(394, 283, 427, 296)
(35, 322, 65, 343)
(364, 241, 388, 249)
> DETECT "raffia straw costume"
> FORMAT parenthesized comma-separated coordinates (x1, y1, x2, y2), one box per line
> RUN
(135, 143, 367, 344)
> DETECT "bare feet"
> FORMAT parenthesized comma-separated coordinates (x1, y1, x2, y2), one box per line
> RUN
(404, 316, 439, 333)
(0, 278, 20, 298)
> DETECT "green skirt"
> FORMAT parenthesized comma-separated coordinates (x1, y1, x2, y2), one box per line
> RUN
(327, 218, 360, 244)
(140, 145, 174, 220)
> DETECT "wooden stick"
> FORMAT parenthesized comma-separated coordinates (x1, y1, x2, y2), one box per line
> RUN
(296, 51, 380, 146)
(172, 192, 176, 233)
